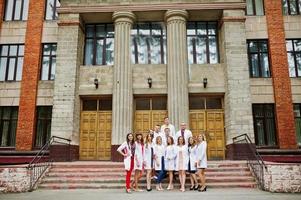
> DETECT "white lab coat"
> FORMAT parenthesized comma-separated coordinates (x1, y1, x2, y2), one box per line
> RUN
(160, 124, 176, 138)
(152, 131, 164, 145)
(165, 145, 177, 171)
(175, 129, 193, 145)
(196, 141, 207, 169)
(134, 142, 144, 170)
(117, 141, 133, 171)
(175, 145, 189, 171)
(143, 142, 154, 170)
(188, 145, 198, 171)
(154, 144, 166, 171)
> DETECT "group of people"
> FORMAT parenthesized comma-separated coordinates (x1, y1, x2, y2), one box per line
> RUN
(117, 117, 208, 193)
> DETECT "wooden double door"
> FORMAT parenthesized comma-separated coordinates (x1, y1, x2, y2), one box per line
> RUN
(80, 99, 112, 160)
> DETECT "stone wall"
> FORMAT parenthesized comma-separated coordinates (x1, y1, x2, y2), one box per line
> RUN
(0, 166, 30, 193)
(263, 163, 301, 193)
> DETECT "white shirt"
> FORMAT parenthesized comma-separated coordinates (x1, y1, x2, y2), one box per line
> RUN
(161, 124, 176, 138)
(175, 129, 193, 145)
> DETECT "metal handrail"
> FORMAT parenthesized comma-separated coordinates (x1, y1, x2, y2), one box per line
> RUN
(233, 133, 267, 190)
(27, 136, 71, 191)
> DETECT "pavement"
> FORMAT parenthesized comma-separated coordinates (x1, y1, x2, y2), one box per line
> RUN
(1, 188, 300, 200)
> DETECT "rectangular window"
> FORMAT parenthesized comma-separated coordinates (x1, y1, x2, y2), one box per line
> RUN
(0, 44, 24, 81)
(286, 39, 301, 77)
(247, 40, 270, 78)
(283, 0, 301, 15)
(84, 24, 114, 66)
(293, 104, 301, 146)
(131, 22, 166, 64)
(35, 106, 52, 148)
(246, 0, 265, 15)
(187, 22, 219, 64)
(0, 107, 18, 147)
(41, 43, 57, 80)
(252, 104, 277, 147)
(45, 0, 60, 20)
(4, 0, 29, 21)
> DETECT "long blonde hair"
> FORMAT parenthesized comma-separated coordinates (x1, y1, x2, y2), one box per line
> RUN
(198, 133, 207, 142)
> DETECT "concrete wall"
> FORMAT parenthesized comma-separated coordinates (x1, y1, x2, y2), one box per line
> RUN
(0, 166, 30, 193)
(0, 22, 26, 43)
(250, 79, 274, 103)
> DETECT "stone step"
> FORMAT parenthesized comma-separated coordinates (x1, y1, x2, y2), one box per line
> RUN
(46, 171, 252, 178)
(41, 176, 255, 184)
(39, 181, 257, 190)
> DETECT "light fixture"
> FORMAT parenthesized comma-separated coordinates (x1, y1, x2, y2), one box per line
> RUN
(147, 77, 152, 88)
(94, 78, 99, 89)
(203, 78, 208, 88)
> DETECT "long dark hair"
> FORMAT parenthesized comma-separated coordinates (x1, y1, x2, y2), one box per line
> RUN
(135, 133, 144, 145)
(126, 133, 134, 145)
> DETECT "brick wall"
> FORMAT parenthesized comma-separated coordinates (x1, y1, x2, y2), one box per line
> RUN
(0, 0, 4, 29)
(264, 0, 297, 149)
(15, 0, 46, 150)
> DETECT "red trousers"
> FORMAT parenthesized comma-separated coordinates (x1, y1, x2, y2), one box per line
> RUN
(125, 157, 134, 189)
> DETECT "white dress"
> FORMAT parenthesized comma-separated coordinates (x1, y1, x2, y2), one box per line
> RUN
(117, 141, 133, 171)
(175, 145, 189, 171)
(196, 141, 207, 169)
(165, 145, 176, 171)
(154, 144, 166, 171)
(134, 142, 144, 170)
(143, 143, 154, 170)
(188, 145, 198, 171)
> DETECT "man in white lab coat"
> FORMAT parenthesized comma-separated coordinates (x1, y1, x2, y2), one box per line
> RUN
(160, 117, 176, 139)
(175, 122, 192, 145)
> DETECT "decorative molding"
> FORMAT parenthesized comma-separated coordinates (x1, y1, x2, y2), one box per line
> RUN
(218, 16, 246, 28)
(57, 20, 84, 33)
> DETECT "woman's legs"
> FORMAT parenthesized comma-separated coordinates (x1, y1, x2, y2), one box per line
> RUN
(167, 171, 173, 189)
(146, 169, 152, 190)
(191, 173, 198, 188)
(134, 170, 142, 190)
(200, 169, 206, 188)
(190, 173, 194, 188)
(126, 157, 134, 192)
(182, 171, 186, 191)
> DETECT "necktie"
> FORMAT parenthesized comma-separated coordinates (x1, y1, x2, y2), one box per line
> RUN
(181, 130, 184, 138)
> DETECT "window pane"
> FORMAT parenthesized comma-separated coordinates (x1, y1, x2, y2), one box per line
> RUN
(289, 0, 298, 14)
(0, 58, 7, 81)
(259, 41, 268, 52)
(131, 37, 136, 64)
(260, 53, 270, 77)
(286, 40, 293, 51)
(150, 37, 161, 64)
(207, 22, 217, 35)
(18, 45, 24, 56)
(152, 98, 167, 110)
(14, 0, 22, 20)
(294, 104, 301, 117)
(187, 37, 194, 64)
(196, 37, 207, 64)
(82, 100, 97, 111)
(246, 0, 254, 15)
(139, 23, 150, 35)
(16, 57, 23, 81)
(5, 0, 14, 20)
(136, 99, 150, 110)
(106, 24, 114, 37)
(288, 52, 296, 77)
(197, 22, 207, 35)
(96, 25, 105, 38)
(86, 25, 94, 38)
(251, 54, 259, 77)
(151, 23, 162, 36)
(189, 97, 205, 110)
(294, 40, 301, 51)
(85, 39, 93, 65)
(137, 36, 148, 64)
(282, 0, 289, 15)
(50, 57, 56, 80)
(43, 44, 51, 55)
(1, 45, 9, 56)
(206, 98, 222, 109)
(255, 0, 264, 15)
(99, 100, 112, 111)
(7, 58, 16, 80)
(249, 41, 258, 53)
(22, 0, 29, 20)
(254, 119, 265, 146)
(297, 53, 301, 76)
(52, 44, 57, 55)
(46, 0, 54, 20)
(106, 38, 114, 65)
(96, 39, 104, 65)
(55, 0, 60, 19)
(9, 45, 18, 56)
(209, 36, 218, 64)
(41, 56, 50, 80)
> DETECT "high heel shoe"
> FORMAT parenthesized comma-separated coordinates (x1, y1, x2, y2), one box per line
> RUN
(190, 186, 194, 190)
(198, 186, 207, 192)
(194, 185, 199, 190)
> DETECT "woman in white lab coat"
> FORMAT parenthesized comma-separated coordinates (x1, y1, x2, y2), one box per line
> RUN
(196, 133, 208, 192)
(165, 136, 176, 190)
(154, 136, 166, 191)
(144, 133, 154, 191)
(133, 133, 144, 192)
(175, 136, 189, 192)
(117, 133, 135, 193)
(187, 136, 198, 190)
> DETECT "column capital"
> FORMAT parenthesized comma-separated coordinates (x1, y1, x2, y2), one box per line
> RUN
(112, 11, 136, 24)
(164, 10, 188, 24)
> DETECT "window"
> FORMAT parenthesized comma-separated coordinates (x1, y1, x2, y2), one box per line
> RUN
(282, 0, 301, 15)
(246, 0, 265, 15)
(4, 0, 29, 21)
(45, 0, 60, 20)
(0, 44, 24, 81)
(35, 106, 52, 148)
(131, 22, 166, 64)
(41, 43, 57, 80)
(84, 24, 114, 66)
(187, 22, 219, 64)
(82, 99, 112, 111)
(252, 104, 277, 146)
(247, 40, 270, 78)
(286, 39, 301, 77)
(189, 97, 222, 110)
(135, 97, 167, 110)
(0, 107, 18, 147)
(293, 104, 301, 146)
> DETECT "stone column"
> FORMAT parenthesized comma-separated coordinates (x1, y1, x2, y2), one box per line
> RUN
(51, 13, 84, 160)
(220, 10, 255, 156)
(165, 10, 189, 131)
(111, 11, 135, 160)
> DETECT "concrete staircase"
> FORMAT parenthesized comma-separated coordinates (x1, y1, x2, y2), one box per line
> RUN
(38, 161, 257, 190)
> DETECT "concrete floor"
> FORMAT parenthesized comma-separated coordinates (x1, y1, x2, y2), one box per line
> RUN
(1, 188, 300, 200)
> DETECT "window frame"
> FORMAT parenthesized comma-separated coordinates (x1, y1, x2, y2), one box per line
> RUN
(286, 39, 301, 77)
(84, 23, 114, 66)
(252, 104, 278, 147)
(0, 106, 18, 147)
(186, 21, 219, 65)
(0, 44, 24, 81)
(131, 22, 166, 65)
(34, 106, 52, 148)
(4, 0, 29, 21)
(246, 0, 265, 16)
(40, 43, 57, 81)
(247, 39, 271, 78)
(282, 0, 301, 15)
(44, 0, 60, 21)
(293, 103, 301, 147)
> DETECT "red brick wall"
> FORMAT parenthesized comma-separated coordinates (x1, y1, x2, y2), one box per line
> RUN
(264, 0, 297, 149)
(0, 0, 4, 29)
(15, 0, 45, 151)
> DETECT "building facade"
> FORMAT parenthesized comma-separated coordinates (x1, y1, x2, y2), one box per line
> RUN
(0, 0, 300, 162)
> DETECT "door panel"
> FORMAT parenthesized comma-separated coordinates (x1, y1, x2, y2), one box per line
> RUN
(97, 112, 112, 160)
(152, 111, 168, 129)
(134, 111, 151, 133)
(189, 111, 206, 137)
